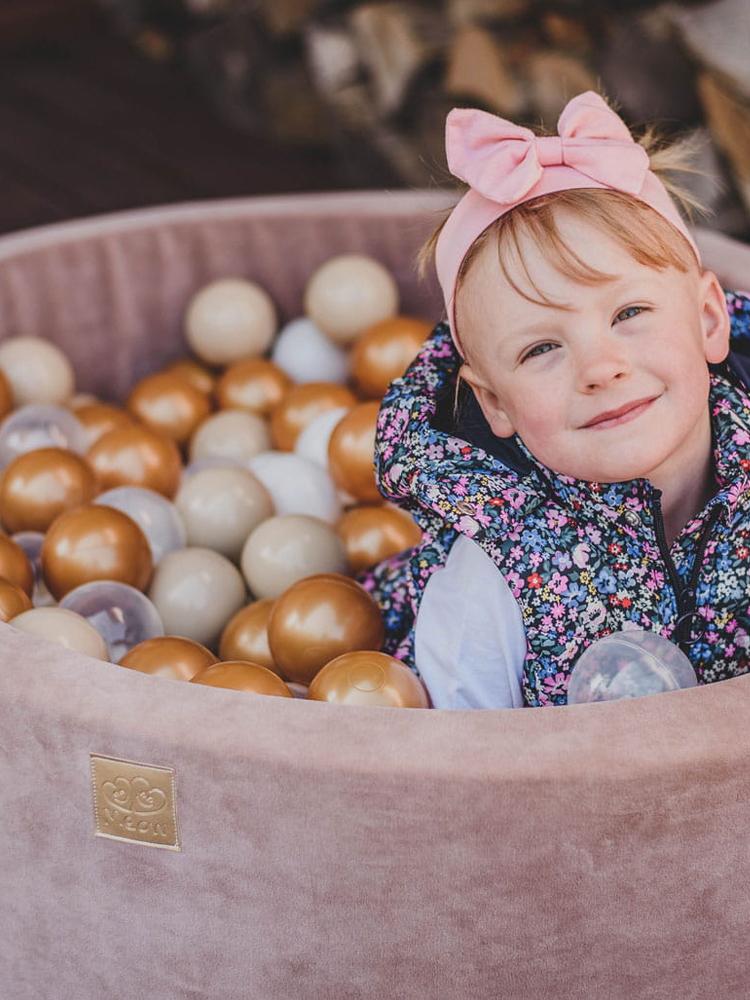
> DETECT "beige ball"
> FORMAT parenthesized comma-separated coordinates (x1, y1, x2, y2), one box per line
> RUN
(185, 278, 277, 365)
(11, 606, 108, 659)
(241, 514, 348, 599)
(190, 409, 270, 464)
(304, 254, 399, 346)
(148, 546, 246, 647)
(175, 466, 274, 561)
(0, 336, 75, 406)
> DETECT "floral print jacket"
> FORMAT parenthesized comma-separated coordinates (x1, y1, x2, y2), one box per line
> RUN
(359, 291, 750, 707)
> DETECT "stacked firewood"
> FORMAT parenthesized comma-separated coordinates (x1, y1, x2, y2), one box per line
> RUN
(101, 0, 750, 237)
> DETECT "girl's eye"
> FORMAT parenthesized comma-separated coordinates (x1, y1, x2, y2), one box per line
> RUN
(521, 342, 557, 362)
(614, 305, 647, 323)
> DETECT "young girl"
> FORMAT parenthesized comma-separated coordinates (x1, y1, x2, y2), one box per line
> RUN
(359, 90, 750, 709)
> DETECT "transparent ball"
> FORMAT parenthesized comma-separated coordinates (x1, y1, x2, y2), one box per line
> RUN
(567, 628, 698, 704)
(271, 317, 349, 384)
(94, 486, 186, 565)
(11, 530, 56, 607)
(247, 451, 341, 524)
(60, 580, 165, 663)
(0, 404, 87, 468)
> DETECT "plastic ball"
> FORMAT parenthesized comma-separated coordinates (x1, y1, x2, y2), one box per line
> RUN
(350, 316, 432, 399)
(175, 466, 273, 561)
(294, 407, 350, 468)
(216, 358, 291, 416)
(42, 504, 153, 601)
(327, 402, 381, 503)
(11, 531, 55, 606)
(336, 504, 422, 572)
(247, 452, 341, 524)
(87, 424, 182, 498)
(126, 371, 212, 445)
(219, 598, 277, 672)
(189, 409, 270, 464)
(0, 533, 34, 596)
(185, 278, 277, 366)
(94, 486, 186, 565)
(0, 369, 12, 420)
(0, 577, 32, 622)
(60, 580, 164, 663)
(10, 606, 108, 659)
(190, 660, 292, 697)
(308, 650, 431, 707)
(181, 456, 242, 481)
(304, 254, 399, 346)
(0, 447, 98, 533)
(74, 402, 134, 448)
(0, 336, 75, 406)
(0, 404, 87, 468)
(269, 382, 355, 452)
(271, 317, 349, 384)
(567, 628, 699, 704)
(119, 635, 218, 681)
(161, 358, 216, 396)
(267, 573, 384, 685)
(69, 393, 99, 410)
(148, 547, 246, 647)
(240, 514, 347, 600)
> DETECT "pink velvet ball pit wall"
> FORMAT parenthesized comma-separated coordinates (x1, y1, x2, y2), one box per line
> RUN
(2, 192, 750, 1000)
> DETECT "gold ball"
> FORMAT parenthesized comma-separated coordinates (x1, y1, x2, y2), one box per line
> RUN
(127, 371, 212, 445)
(87, 424, 183, 498)
(74, 402, 134, 447)
(0, 447, 98, 534)
(219, 599, 278, 673)
(119, 636, 218, 681)
(216, 358, 291, 416)
(336, 504, 422, 572)
(42, 504, 153, 600)
(308, 650, 430, 707)
(327, 401, 381, 503)
(270, 382, 356, 451)
(0, 577, 33, 622)
(350, 316, 431, 399)
(162, 358, 216, 397)
(0, 368, 12, 419)
(267, 573, 384, 685)
(190, 660, 292, 697)
(0, 534, 34, 596)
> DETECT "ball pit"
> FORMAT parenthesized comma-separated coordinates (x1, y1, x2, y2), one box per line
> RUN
(1, 191, 749, 1000)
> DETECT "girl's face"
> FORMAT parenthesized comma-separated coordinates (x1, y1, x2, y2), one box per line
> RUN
(456, 209, 731, 484)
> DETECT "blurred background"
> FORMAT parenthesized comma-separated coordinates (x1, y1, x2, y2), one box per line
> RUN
(1, 0, 749, 238)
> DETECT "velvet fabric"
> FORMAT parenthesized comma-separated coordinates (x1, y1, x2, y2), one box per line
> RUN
(1, 192, 750, 999)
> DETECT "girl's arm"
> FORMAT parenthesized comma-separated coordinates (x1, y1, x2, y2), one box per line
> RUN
(414, 534, 526, 709)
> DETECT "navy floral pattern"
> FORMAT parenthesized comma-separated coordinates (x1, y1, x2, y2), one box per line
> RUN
(359, 290, 750, 707)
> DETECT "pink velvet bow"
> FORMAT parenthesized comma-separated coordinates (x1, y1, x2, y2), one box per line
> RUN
(445, 91, 650, 204)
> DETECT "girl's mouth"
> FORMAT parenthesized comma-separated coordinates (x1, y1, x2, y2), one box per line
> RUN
(583, 395, 660, 430)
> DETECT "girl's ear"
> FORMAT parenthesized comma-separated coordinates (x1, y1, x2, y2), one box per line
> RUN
(699, 269, 731, 364)
(458, 363, 517, 438)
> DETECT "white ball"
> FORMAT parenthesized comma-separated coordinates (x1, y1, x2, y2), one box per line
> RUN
(175, 466, 274, 561)
(94, 487, 186, 565)
(11, 606, 108, 659)
(148, 547, 247, 647)
(294, 406, 349, 468)
(0, 404, 87, 469)
(190, 409, 270, 464)
(241, 514, 348, 599)
(271, 317, 349, 384)
(185, 278, 277, 365)
(248, 451, 341, 524)
(0, 336, 75, 406)
(304, 254, 399, 346)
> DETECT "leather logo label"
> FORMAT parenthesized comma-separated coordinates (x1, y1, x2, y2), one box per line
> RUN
(90, 753, 180, 851)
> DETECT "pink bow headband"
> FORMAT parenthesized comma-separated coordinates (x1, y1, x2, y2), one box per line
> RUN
(434, 91, 702, 355)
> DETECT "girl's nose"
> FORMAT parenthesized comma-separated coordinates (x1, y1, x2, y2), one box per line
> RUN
(575, 336, 631, 391)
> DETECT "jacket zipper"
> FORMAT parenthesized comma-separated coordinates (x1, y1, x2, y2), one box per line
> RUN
(650, 489, 721, 653)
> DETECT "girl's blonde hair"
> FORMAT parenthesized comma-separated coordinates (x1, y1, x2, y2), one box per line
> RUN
(417, 111, 711, 316)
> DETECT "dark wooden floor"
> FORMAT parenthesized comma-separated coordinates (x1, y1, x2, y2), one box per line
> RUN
(0, 20, 399, 236)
